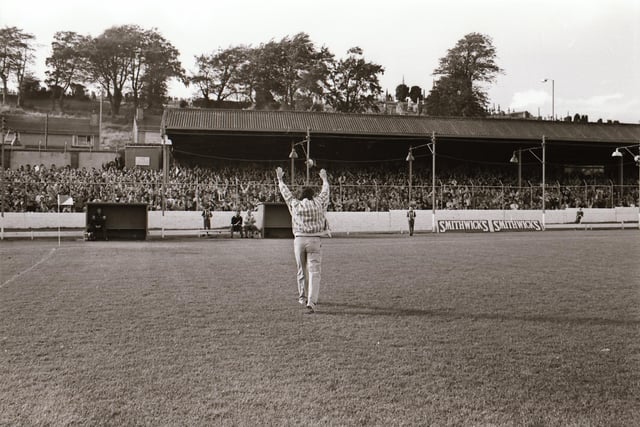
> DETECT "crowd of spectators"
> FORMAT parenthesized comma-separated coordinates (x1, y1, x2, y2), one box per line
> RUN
(2, 161, 638, 213)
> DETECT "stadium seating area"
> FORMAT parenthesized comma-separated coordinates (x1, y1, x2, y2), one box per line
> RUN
(2, 162, 638, 213)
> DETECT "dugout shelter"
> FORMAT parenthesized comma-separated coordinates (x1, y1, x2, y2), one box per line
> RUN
(86, 202, 148, 240)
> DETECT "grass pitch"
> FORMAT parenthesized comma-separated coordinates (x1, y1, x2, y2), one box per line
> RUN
(1, 231, 639, 426)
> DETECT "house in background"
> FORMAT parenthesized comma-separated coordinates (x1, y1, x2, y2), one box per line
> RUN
(3, 114, 99, 151)
(133, 108, 162, 144)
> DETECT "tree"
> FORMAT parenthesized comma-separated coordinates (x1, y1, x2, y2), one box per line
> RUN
(189, 45, 249, 106)
(408, 85, 423, 103)
(425, 32, 503, 117)
(395, 84, 409, 101)
(70, 83, 88, 99)
(190, 54, 216, 103)
(291, 42, 333, 111)
(20, 74, 41, 98)
(240, 45, 279, 109)
(130, 28, 184, 109)
(83, 25, 182, 115)
(14, 47, 36, 108)
(247, 33, 332, 110)
(45, 31, 91, 112)
(84, 25, 138, 115)
(191, 34, 332, 110)
(277, 33, 331, 110)
(322, 47, 384, 113)
(0, 26, 35, 106)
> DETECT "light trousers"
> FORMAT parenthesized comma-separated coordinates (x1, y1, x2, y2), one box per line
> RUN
(293, 236, 322, 305)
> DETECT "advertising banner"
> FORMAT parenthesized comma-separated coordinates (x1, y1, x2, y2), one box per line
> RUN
(437, 219, 542, 233)
(491, 219, 543, 232)
(135, 156, 150, 166)
(437, 220, 491, 233)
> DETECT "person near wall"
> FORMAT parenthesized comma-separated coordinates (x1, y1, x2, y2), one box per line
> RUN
(88, 207, 108, 241)
(575, 207, 584, 224)
(230, 209, 244, 238)
(276, 166, 330, 313)
(243, 209, 259, 238)
(202, 206, 213, 234)
(407, 206, 416, 236)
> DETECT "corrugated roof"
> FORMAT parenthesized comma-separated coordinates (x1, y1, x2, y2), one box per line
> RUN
(5, 114, 98, 135)
(164, 108, 640, 143)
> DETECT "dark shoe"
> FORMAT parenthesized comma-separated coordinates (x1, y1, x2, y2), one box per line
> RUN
(306, 303, 315, 313)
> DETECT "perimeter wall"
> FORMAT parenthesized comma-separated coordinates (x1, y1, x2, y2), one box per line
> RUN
(1, 207, 638, 233)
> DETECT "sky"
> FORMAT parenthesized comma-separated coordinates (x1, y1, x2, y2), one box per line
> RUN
(2, 0, 639, 123)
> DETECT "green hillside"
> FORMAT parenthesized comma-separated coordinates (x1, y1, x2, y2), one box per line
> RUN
(1, 95, 137, 151)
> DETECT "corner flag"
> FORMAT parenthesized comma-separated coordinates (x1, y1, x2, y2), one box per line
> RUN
(56, 195, 74, 246)
(57, 195, 74, 206)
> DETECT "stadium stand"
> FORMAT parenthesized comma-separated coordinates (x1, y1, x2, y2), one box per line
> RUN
(3, 110, 638, 217)
(3, 161, 637, 213)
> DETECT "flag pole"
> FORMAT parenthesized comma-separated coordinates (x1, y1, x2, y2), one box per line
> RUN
(57, 195, 61, 247)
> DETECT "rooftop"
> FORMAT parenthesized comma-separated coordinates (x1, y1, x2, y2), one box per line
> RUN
(163, 108, 640, 144)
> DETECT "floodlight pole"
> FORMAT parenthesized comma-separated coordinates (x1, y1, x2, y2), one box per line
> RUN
(542, 135, 546, 229)
(305, 128, 310, 186)
(542, 78, 554, 120)
(290, 141, 296, 188)
(161, 136, 172, 239)
(618, 154, 624, 206)
(407, 148, 413, 204)
(510, 137, 545, 229)
(0, 118, 4, 240)
(517, 150, 522, 189)
(162, 137, 167, 215)
(99, 91, 103, 146)
(289, 128, 312, 187)
(431, 132, 436, 232)
(551, 80, 555, 121)
(406, 131, 437, 233)
(611, 142, 640, 229)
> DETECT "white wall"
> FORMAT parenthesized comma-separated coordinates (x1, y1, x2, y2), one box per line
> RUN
(1, 212, 86, 229)
(9, 150, 117, 170)
(78, 152, 118, 169)
(10, 151, 70, 169)
(147, 205, 265, 230)
(1, 207, 638, 232)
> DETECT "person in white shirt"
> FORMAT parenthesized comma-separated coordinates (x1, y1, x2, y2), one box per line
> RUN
(243, 209, 259, 238)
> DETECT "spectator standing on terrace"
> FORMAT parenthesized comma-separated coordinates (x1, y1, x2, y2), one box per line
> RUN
(276, 166, 330, 313)
(407, 206, 416, 236)
(230, 209, 244, 237)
